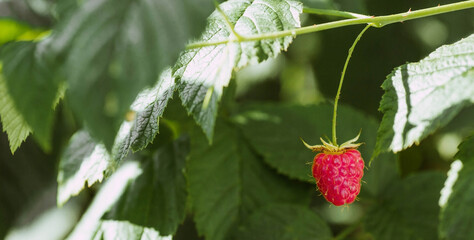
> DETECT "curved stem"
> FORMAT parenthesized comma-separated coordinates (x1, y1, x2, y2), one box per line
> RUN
(186, 0, 474, 49)
(303, 7, 370, 19)
(331, 25, 371, 145)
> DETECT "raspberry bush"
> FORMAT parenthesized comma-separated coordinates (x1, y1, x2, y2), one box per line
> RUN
(0, 0, 473, 240)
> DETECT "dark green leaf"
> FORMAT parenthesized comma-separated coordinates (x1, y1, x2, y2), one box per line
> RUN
(237, 204, 332, 240)
(0, 40, 61, 151)
(174, 0, 302, 141)
(52, 0, 212, 149)
(187, 120, 311, 240)
(105, 137, 189, 235)
(115, 68, 176, 160)
(365, 172, 445, 240)
(439, 135, 474, 240)
(0, 73, 31, 153)
(375, 34, 474, 157)
(233, 103, 379, 182)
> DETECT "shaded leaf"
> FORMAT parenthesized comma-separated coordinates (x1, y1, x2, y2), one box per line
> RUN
(105, 137, 189, 235)
(365, 172, 445, 240)
(236, 204, 332, 240)
(439, 135, 474, 240)
(375, 34, 474, 157)
(187, 120, 311, 240)
(0, 40, 61, 151)
(51, 0, 212, 149)
(174, 0, 302, 141)
(233, 103, 379, 182)
(0, 73, 31, 153)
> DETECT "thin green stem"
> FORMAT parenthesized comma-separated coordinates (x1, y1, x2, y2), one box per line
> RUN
(186, 0, 474, 49)
(332, 25, 370, 145)
(303, 7, 370, 19)
(213, 0, 244, 40)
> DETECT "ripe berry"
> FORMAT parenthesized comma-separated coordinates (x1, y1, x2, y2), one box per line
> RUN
(302, 133, 364, 206)
(312, 149, 364, 206)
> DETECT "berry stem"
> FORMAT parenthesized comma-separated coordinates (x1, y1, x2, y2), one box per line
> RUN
(331, 24, 371, 145)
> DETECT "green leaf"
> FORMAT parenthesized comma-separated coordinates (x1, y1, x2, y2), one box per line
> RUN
(51, 0, 212, 149)
(66, 161, 143, 240)
(0, 40, 61, 151)
(57, 130, 117, 206)
(236, 204, 332, 240)
(105, 137, 189, 235)
(115, 68, 176, 160)
(58, 70, 176, 205)
(92, 220, 168, 240)
(439, 135, 474, 240)
(365, 172, 445, 240)
(0, 19, 48, 46)
(375, 34, 474, 156)
(0, 73, 31, 153)
(174, 0, 302, 141)
(187, 120, 311, 240)
(233, 103, 379, 182)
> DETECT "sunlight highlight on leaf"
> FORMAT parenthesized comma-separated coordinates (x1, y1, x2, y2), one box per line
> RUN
(174, 0, 302, 141)
(375, 34, 474, 158)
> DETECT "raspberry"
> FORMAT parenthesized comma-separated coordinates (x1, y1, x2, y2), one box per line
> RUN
(312, 149, 364, 206)
(302, 133, 364, 206)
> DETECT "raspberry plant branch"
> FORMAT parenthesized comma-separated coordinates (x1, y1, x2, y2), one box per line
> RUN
(332, 24, 371, 145)
(302, 7, 370, 19)
(186, 0, 474, 49)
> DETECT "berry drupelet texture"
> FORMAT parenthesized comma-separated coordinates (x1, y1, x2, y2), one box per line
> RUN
(312, 149, 364, 206)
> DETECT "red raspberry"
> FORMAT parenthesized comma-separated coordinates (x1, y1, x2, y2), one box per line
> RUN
(312, 149, 364, 206)
(302, 133, 364, 206)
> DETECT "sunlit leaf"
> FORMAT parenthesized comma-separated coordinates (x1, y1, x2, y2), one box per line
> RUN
(0, 73, 31, 153)
(375, 34, 474, 157)
(174, 0, 302, 141)
(66, 161, 142, 240)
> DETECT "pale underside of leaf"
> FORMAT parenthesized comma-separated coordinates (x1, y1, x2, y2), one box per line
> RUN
(174, 0, 302, 142)
(93, 220, 171, 240)
(375, 34, 474, 157)
(66, 161, 142, 240)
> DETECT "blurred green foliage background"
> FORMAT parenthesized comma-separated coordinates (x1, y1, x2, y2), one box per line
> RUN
(0, 0, 473, 239)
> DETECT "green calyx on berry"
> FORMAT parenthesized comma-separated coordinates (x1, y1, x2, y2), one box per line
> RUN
(301, 130, 362, 154)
